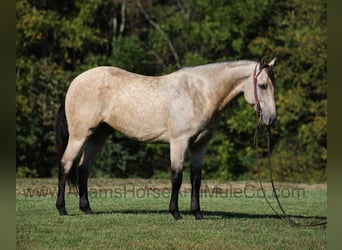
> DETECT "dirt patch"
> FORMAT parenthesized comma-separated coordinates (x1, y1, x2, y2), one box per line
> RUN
(16, 178, 326, 197)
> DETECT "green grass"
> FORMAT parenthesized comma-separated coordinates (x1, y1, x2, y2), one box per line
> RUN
(16, 178, 327, 249)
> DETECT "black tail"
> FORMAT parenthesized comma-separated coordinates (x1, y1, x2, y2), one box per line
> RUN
(55, 103, 78, 188)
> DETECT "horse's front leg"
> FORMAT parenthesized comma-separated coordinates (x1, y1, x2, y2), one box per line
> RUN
(189, 143, 209, 220)
(190, 167, 203, 219)
(169, 169, 183, 220)
(169, 139, 188, 220)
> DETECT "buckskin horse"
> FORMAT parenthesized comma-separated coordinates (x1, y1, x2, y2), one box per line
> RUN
(55, 57, 277, 220)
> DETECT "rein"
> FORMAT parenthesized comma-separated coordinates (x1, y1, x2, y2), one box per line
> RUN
(253, 64, 327, 227)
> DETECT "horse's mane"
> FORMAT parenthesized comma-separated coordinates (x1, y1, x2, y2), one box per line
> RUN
(180, 60, 255, 71)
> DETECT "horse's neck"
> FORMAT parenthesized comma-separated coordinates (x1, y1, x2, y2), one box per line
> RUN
(214, 62, 255, 111)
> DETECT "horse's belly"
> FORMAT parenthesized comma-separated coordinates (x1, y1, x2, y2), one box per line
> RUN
(105, 107, 169, 143)
(111, 121, 169, 143)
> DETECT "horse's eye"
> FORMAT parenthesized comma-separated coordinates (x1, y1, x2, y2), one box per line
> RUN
(259, 84, 267, 90)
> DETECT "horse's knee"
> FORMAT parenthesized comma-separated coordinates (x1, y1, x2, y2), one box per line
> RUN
(171, 169, 183, 185)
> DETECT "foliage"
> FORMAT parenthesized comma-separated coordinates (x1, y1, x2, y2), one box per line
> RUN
(16, 0, 326, 182)
(16, 166, 38, 178)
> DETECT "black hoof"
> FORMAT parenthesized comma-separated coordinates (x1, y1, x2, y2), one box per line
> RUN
(193, 211, 204, 220)
(80, 207, 94, 215)
(58, 209, 68, 216)
(170, 210, 183, 220)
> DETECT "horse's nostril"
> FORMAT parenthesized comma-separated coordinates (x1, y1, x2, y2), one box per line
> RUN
(269, 115, 277, 125)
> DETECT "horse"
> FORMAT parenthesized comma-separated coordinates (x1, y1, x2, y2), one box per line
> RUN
(55, 57, 277, 220)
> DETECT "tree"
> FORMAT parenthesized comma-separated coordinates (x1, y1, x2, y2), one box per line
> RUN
(16, 0, 326, 182)
(16, 0, 110, 176)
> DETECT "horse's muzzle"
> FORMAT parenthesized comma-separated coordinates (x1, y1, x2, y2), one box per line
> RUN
(262, 113, 277, 126)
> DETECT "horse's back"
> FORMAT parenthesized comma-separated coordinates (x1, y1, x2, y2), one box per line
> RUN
(65, 66, 170, 142)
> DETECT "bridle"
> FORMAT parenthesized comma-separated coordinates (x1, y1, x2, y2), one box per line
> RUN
(253, 64, 262, 120)
(253, 62, 327, 227)
(253, 62, 276, 121)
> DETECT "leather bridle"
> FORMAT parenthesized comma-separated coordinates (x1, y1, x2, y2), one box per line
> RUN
(253, 63, 262, 120)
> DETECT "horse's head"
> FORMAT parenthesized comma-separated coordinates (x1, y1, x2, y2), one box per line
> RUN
(245, 57, 277, 126)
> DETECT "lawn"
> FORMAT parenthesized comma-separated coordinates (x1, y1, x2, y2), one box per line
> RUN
(16, 178, 327, 249)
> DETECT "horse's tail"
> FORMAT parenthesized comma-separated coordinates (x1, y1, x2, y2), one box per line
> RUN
(55, 102, 78, 188)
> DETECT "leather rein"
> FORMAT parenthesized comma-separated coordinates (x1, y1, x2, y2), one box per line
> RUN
(253, 63, 327, 227)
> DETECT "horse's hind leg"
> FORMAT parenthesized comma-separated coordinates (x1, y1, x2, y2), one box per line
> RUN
(56, 171, 69, 215)
(56, 138, 86, 215)
(78, 124, 112, 214)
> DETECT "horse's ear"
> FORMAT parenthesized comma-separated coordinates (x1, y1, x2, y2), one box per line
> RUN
(268, 58, 277, 69)
(259, 56, 267, 70)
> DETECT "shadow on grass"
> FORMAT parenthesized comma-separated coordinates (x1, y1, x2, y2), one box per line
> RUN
(93, 209, 326, 222)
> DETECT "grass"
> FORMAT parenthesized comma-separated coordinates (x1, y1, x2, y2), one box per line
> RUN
(16, 178, 327, 249)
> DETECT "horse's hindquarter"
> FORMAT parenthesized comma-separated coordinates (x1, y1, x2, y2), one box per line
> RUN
(66, 67, 170, 143)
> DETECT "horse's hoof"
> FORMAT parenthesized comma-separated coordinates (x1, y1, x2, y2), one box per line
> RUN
(193, 211, 204, 220)
(58, 209, 68, 216)
(195, 214, 204, 220)
(81, 207, 94, 215)
(170, 211, 183, 220)
(173, 214, 183, 220)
